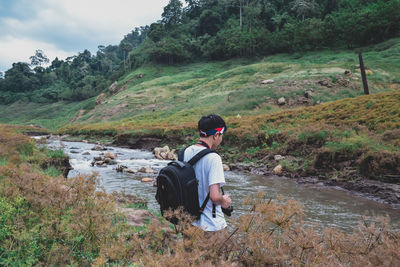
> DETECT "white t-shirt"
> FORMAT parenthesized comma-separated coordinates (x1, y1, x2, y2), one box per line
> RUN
(184, 145, 227, 231)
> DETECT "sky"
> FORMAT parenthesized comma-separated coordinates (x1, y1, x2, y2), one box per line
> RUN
(0, 0, 171, 73)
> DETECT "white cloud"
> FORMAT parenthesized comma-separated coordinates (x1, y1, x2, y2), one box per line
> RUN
(0, 0, 171, 72)
(0, 35, 72, 71)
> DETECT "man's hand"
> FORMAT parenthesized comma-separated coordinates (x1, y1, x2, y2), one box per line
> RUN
(210, 184, 231, 208)
(221, 194, 231, 209)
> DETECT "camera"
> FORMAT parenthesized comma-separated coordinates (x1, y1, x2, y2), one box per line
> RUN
(222, 205, 233, 217)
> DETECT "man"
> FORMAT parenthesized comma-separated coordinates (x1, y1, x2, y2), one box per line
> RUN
(183, 114, 232, 231)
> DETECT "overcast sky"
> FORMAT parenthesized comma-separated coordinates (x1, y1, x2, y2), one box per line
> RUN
(0, 0, 171, 73)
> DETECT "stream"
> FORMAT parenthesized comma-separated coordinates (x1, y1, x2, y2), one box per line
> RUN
(43, 136, 400, 232)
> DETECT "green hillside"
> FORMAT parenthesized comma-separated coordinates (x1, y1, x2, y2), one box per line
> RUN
(1, 38, 399, 129)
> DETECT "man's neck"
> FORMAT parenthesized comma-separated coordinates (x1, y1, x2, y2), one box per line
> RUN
(198, 138, 213, 149)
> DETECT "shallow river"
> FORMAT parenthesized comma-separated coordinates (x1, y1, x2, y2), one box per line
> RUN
(45, 137, 400, 232)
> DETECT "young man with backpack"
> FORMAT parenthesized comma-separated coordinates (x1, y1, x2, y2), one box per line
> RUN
(182, 114, 231, 231)
(156, 114, 232, 231)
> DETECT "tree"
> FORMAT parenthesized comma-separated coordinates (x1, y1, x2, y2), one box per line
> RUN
(149, 38, 191, 64)
(198, 9, 223, 35)
(49, 57, 62, 70)
(290, 0, 319, 20)
(184, 0, 203, 18)
(0, 71, 3, 79)
(148, 23, 166, 42)
(243, 0, 262, 32)
(29, 49, 50, 67)
(119, 41, 134, 71)
(3, 62, 38, 92)
(162, 0, 183, 26)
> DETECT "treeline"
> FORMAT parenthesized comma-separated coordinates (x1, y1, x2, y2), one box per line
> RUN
(0, 0, 399, 104)
(132, 0, 400, 64)
(0, 27, 149, 104)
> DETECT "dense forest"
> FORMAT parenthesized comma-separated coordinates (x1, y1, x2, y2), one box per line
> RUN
(0, 0, 399, 104)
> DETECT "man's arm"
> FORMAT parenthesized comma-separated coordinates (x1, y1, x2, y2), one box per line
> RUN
(209, 183, 231, 208)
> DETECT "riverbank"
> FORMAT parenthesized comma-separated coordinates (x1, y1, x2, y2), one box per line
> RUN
(56, 91, 400, 206)
(56, 132, 400, 208)
(43, 134, 400, 231)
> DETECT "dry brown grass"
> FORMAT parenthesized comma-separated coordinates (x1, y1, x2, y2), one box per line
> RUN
(1, 124, 399, 266)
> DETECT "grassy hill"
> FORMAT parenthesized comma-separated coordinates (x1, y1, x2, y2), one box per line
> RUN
(0, 39, 399, 184)
(0, 38, 399, 130)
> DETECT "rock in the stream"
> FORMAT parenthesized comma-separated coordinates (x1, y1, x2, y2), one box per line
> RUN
(273, 164, 283, 175)
(125, 168, 138, 174)
(104, 152, 117, 159)
(153, 146, 177, 160)
(115, 165, 128, 172)
(167, 151, 177, 160)
(94, 156, 102, 161)
(92, 145, 106, 151)
(141, 177, 153, 183)
(138, 166, 155, 173)
(222, 164, 230, 171)
(82, 152, 90, 155)
(95, 161, 105, 166)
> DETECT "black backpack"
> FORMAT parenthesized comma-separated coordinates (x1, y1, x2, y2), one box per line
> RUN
(155, 147, 216, 224)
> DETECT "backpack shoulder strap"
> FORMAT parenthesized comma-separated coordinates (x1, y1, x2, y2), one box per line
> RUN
(178, 147, 186, 161)
(188, 148, 217, 166)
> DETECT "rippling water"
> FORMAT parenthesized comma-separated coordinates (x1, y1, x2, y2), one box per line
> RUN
(43, 137, 400, 232)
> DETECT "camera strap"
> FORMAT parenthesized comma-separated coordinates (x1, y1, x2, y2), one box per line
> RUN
(199, 193, 216, 218)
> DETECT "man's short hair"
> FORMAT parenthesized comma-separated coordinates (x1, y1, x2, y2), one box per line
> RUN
(198, 114, 227, 137)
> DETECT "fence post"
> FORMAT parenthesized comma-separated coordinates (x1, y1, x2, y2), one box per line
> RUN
(358, 52, 369, 95)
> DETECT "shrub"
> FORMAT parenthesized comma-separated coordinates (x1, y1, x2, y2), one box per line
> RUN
(325, 140, 363, 153)
(298, 130, 327, 145)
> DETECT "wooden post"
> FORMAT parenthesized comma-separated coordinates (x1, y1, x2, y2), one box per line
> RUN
(358, 52, 369, 95)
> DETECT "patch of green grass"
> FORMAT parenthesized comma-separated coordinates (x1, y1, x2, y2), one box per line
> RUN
(280, 158, 301, 172)
(125, 202, 148, 210)
(0, 156, 7, 166)
(0, 99, 92, 130)
(332, 129, 352, 138)
(298, 130, 327, 143)
(17, 142, 35, 159)
(246, 146, 261, 155)
(42, 166, 61, 177)
(325, 140, 363, 153)
(366, 100, 376, 109)
(45, 149, 66, 159)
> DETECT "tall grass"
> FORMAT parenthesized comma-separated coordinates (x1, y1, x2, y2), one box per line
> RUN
(1, 125, 400, 266)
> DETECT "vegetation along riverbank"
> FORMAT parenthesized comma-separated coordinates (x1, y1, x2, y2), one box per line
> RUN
(57, 90, 400, 206)
(1, 124, 400, 265)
